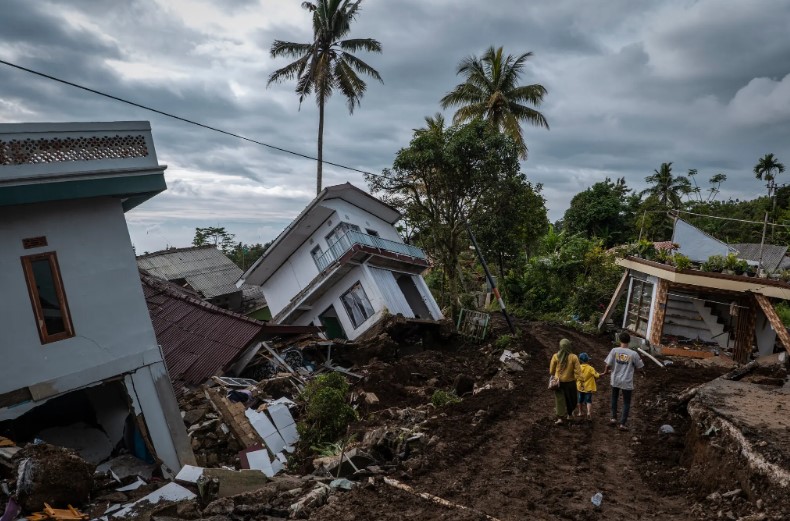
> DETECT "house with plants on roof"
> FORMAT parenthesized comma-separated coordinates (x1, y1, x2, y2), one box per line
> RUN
(600, 218, 790, 363)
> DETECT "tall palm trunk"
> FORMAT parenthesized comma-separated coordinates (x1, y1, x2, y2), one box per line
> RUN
(316, 99, 325, 194)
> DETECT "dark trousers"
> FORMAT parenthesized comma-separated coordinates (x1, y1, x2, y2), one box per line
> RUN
(555, 381, 577, 417)
(611, 387, 633, 425)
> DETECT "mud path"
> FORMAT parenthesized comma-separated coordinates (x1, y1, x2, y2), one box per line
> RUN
(311, 322, 729, 521)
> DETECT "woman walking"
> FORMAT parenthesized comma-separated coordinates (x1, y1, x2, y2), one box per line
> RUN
(549, 338, 582, 425)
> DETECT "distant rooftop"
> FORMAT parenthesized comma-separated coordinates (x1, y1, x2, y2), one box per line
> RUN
(138, 245, 266, 308)
(0, 121, 166, 211)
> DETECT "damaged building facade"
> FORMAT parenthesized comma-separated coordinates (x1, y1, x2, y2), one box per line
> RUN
(602, 219, 790, 362)
(239, 183, 443, 341)
(0, 121, 194, 474)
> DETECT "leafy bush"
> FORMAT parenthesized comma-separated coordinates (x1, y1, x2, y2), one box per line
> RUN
(655, 249, 670, 263)
(504, 232, 624, 325)
(672, 253, 692, 271)
(701, 255, 725, 272)
(724, 253, 739, 271)
(298, 373, 358, 449)
(495, 334, 515, 350)
(776, 302, 790, 327)
(431, 389, 461, 407)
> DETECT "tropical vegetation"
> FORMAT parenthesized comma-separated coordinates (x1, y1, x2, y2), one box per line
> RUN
(267, 0, 382, 194)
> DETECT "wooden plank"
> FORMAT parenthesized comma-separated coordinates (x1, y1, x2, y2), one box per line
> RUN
(753, 294, 790, 355)
(598, 270, 630, 330)
(733, 297, 756, 364)
(659, 346, 715, 359)
(648, 279, 669, 346)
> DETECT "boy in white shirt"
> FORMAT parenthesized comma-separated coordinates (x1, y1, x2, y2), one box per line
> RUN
(602, 331, 645, 431)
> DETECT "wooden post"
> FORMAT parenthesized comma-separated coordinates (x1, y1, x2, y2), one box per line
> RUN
(598, 270, 629, 330)
(648, 279, 669, 346)
(753, 294, 790, 355)
(734, 297, 757, 364)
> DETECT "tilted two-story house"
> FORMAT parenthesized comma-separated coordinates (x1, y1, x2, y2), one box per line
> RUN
(0, 121, 193, 473)
(239, 183, 443, 340)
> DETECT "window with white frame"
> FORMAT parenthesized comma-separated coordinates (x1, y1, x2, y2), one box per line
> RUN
(340, 282, 375, 329)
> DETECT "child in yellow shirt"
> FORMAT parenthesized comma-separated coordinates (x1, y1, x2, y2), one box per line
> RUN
(575, 352, 600, 421)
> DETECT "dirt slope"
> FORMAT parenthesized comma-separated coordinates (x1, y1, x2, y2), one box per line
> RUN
(311, 321, 732, 521)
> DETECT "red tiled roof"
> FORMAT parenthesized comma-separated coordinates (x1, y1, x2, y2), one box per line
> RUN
(140, 272, 264, 396)
(653, 241, 678, 251)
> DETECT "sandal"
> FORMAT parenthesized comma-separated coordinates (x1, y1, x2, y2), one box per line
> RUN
(609, 418, 618, 425)
(554, 418, 564, 425)
(618, 424, 629, 431)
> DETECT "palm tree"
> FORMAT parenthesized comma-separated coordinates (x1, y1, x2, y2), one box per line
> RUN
(753, 153, 785, 266)
(641, 162, 691, 209)
(440, 46, 548, 159)
(267, 0, 382, 194)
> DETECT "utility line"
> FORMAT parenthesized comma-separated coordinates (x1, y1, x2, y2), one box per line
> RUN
(0, 58, 381, 177)
(676, 209, 790, 228)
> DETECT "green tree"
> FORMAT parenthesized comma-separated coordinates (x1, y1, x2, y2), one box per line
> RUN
(228, 241, 271, 270)
(267, 0, 382, 194)
(563, 177, 636, 247)
(440, 46, 549, 159)
(641, 162, 691, 209)
(471, 174, 548, 276)
(193, 227, 235, 254)
(366, 118, 522, 310)
(685, 169, 727, 203)
(754, 153, 786, 251)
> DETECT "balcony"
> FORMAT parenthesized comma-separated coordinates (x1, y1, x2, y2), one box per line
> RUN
(315, 230, 428, 272)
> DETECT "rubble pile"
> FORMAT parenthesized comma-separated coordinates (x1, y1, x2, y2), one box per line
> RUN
(179, 388, 244, 468)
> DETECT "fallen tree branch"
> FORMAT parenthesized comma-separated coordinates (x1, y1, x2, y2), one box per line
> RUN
(721, 360, 759, 381)
(382, 477, 503, 521)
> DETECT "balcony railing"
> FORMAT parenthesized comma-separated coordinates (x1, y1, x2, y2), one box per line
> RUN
(315, 230, 426, 271)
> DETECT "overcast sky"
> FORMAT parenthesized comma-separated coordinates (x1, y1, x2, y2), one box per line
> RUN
(2, 0, 789, 252)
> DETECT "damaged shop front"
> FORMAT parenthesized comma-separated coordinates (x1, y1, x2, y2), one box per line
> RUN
(602, 257, 790, 362)
(0, 121, 194, 475)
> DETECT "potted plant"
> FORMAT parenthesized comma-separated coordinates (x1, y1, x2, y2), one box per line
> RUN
(745, 263, 757, 277)
(635, 239, 656, 260)
(701, 255, 725, 273)
(734, 259, 749, 276)
(672, 253, 692, 271)
(655, 249, 670, 264)
(723, 253, 739, 275)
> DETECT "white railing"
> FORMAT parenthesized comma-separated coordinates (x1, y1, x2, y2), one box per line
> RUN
(315, 230, 426, 271)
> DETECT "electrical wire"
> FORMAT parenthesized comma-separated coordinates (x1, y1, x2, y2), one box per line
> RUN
(677, 209, 790, 228)
(0, 58, 381, 177)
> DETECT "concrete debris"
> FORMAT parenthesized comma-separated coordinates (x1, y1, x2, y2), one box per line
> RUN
(97, 455, 158, 482)
(14, 444, 95, 512)
(112, 483, 196, 518)
(35, 423, 113, 465)
(658, 424, 676, 435)
(200, 468, 269, 498)
(288, 482, 330, 519)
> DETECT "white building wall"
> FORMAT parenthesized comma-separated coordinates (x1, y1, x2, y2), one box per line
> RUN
(0, 198, 160, 394)
(291, 265, 388, 341)
(755, 313, 778, 356)
(262, 201, 406, 316)
(0, 197, 194, 470)
(319, 199, 401, 242)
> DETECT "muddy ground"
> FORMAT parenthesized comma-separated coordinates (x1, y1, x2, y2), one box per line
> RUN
(308, 319, 780, 521)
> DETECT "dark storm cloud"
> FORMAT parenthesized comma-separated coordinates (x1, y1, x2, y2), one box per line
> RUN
(1, 0, 789, 251)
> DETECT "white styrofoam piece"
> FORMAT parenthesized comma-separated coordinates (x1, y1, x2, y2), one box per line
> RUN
(115, 477, 146, 492)
(174, 464, 205, 484)
(247, 449, 276, 478)
(245, 409, 286, 455)
(276, 452, 288, 464)
(266, 397, 297, 408)
(267, 404, 299, 446)
(112, 483, 196, 518)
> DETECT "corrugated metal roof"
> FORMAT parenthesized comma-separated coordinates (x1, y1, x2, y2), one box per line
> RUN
(141, 272, 264, 397)
(730, 243, 789, 272)
(137, 246, 241, 298)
